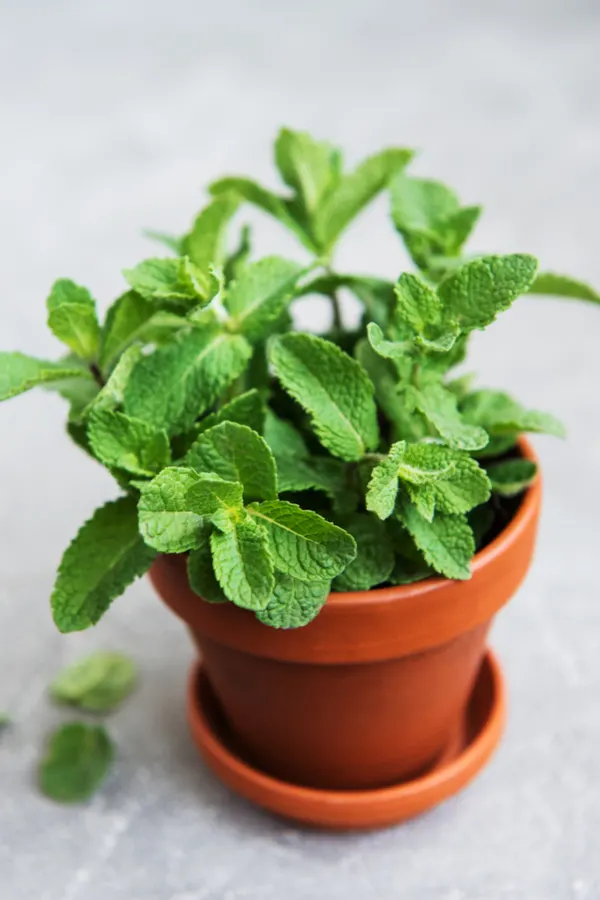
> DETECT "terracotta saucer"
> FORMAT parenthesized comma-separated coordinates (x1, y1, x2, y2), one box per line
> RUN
(186, 650, 505, 831)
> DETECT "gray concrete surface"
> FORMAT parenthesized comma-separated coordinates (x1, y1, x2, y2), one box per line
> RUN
(1, 1, 599, 897)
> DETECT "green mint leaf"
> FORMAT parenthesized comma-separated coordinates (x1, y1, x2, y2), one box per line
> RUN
(185, 421, 277, 502)
(99, 291, 155, 370)
(274, 128, 341, 218)
(315, 148, 413, 250)
(123, 256, 217, 307)
(38, 723, 114, 803)
(182, 193, 240, 271)
(437, 254, 538, 332)
(187, 525, 229, 603)
(50, 652, 137, 712)
(398, 442, 457, 484)
(256, 571, 330, 628)
(248, 499, 356, 581)
(269, 333, 379, 461)
(51, 497, 156, 633)
(224, 224, 252, 284)
(210, 517, 274, 610)
(397, 500, 475, 580)
(46, 279, 101, 361)
(88, 345, 143, 413)
(461, 389, 566, 438)
(528, 272, 600, 304)
(408, 383, 489, 451)
(441, 206, 482, 252)
(88, 409, 171, 476)
(225, 256, 303, 343)
(263, 409, 309, 459)
(124, 321, 252, 433)
(405, 483, 436, 521)
(366, 322, 411, 364)
(138, 467, 203, 552)
(210, 177, 316, 251)
(486, 459, 538, 497)
(333, 514, 394, 591)
(355, 339, 427, 439)
(196, 389, 265, 437)
(429, 453, 491, 514)
(391, 175, 461, 236)
(394, 272, 442, 333)
(366, 442, 405, 519)
(143, 229, 184, 254)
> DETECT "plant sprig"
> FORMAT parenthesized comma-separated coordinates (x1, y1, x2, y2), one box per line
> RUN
(1, 127, 596, 630)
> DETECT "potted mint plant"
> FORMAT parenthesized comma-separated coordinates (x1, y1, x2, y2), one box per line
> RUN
(2, 129, 597, 829)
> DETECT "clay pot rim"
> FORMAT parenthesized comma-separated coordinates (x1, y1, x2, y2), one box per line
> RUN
(323, 435, 540, 610)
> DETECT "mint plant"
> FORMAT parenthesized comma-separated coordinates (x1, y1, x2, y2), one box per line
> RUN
(1, 129, 598, 630)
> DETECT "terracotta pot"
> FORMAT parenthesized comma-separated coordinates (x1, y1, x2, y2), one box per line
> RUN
(150, 439, 541, 791)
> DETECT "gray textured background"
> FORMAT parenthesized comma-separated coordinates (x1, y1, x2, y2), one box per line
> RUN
(1, 1, 599, 897)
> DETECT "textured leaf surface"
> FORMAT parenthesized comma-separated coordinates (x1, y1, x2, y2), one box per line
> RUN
(187, 525, 229, 603)
(185, 421, 277, 502)
(409, 383, 489, 450)
(210, 518, 274, 610)
(394, 272, 442, 333)
(225, 256, 303, 342)
(50, 652, 137, 712)
(248, 500, 356, 580)
(51, 497, 155, 633)
(48, 305, 101, 362)
(196, 389, 265, 436)
(123, 256, 215, 306)
(38, 723, 114, 803)
(263, 410, 308, 459)
(366, 322, 411, 363)
(461, 390, 565, 438)
(269, 333, 379, 461)
(528, 272, 600, 304)
(182, 193, 240, 270)
(124, 323, 252, 433)
(333, 515, 394, 590)
(88, 410, 170, 476)
(391, 175, 460, 235)
(366, 442, 406, 519)
(398, 442, 456, 484)
(430, 453, 491, 514)
(0, 353, 90, 401)
(398, 501, 475, 580)
(256, 572, 330, 628)
(315, 148, 413, 249)
(487, 459, 538, 496)
(88, 346, 143, 412)
(138, 468, 202, 552)
(438, 254, 538, 332)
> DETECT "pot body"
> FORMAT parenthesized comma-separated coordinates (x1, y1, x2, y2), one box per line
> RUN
(150, 444, 541, 790)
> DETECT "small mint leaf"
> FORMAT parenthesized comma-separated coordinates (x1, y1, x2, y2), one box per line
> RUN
(256, 571, 330, 628)
(210, 177, 316, 251)
(408, 383, 489, 451)
(355, 339, 427, 439)
(38, 723, 114, 803)
(487, 459, 538, 497)
(196, 389, 265, 437)
(528, 272, 600, 304)
(366, 322, 411, 364)
(438, 254, 538, 332)
(51, 497, 156, 633)
(397, 499, 475, 580)
(185, 421, 277, 502)
(186, 474, 244, 521)
(315, 148, 413, 250)
(405, 483, 436, 521)
(123, 256, 217, 307)
(50, 652, 137, 712)
(210, 517, 274, 610)
(269, 333, 379, 461)
(391, 175, 460, 236)
(124, 321, 252, 433)
(88, 346, 143, 413)
(99, 291, 167, 371)
(366, 442, 406, 520)
(88, 409, 170, 476)
(46, 279, 101, 361)
(430, 453, 491, 514)
(182, 193, 240, 271)
(0, 353, 91, 402)
(333, 514, 394, 591)
(461, 389, 566, 438)
(143, 230, 184, 254)
(248, 499, 356, 581)
(137, 468, 200, 551)
(187, 525, 229, 603)
(225, 256, 303, 343)
(274, 128, 341, 218)
(224, 224, 252, 284)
